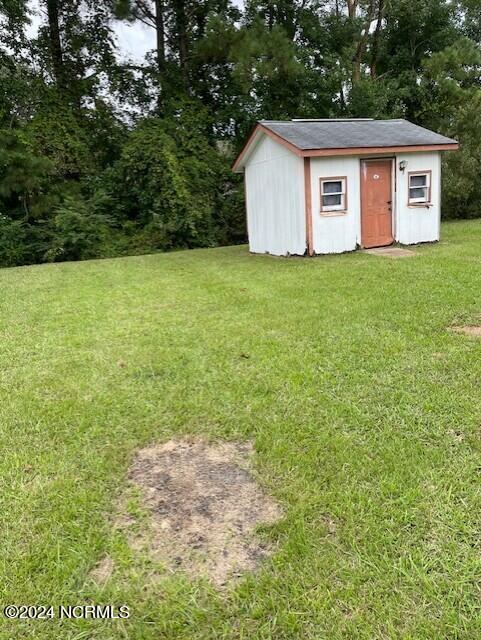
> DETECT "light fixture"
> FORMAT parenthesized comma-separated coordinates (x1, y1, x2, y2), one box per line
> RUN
(399, 160, 407, 172)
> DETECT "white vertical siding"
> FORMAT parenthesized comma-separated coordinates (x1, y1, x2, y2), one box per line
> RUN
(310, 156, 361, 254)
(244, 141, 443, 256)
(245, 136, 306, 256)
(394, 152, 441, 245)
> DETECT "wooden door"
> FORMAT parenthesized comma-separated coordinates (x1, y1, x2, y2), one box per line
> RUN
(360, 159, 393, 248)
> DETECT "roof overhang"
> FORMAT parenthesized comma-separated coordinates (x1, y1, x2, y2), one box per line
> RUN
(232, 123, 459, 172)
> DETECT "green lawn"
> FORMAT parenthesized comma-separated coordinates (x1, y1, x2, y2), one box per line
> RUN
(1, 220, 481, 639)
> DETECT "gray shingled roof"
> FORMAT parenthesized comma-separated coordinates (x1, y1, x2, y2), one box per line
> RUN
(260, 119, 457, 150)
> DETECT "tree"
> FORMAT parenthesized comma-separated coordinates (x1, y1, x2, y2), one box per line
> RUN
(107, 105, 238, 250)
(114, 0, 167, 110)
(32, 0, 118, 110)
(421, 38, 481, 218)
(0, 0, 479, 268)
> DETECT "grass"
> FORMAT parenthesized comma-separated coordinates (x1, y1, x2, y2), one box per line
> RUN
(1, 219, 481, 639)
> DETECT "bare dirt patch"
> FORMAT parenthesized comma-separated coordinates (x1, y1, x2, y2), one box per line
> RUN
(121, 439, 282, 586)
(450, 325, 481, 337)
(365, 247, 416, 258)
(90, 555, 115, 586)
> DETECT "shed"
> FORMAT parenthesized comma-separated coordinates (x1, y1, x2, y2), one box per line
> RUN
(233, 119, 458, 255)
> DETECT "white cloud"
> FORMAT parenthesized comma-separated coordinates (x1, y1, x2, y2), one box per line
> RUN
(112, 20, 154, 62)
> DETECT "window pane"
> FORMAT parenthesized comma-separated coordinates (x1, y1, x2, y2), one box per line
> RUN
(323, 180, 342, 194)
(409, 187, 427, 199)
(410, 174, 427, 187)
(323, 194, 342, 207)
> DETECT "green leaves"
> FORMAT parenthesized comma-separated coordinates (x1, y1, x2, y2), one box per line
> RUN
(108, 110, 236, 251)
(45, 196, 113, 262)
(0, 0, 480, 267)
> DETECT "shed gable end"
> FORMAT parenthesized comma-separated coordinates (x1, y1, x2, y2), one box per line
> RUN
(244, 132, 298, 168)
(245, 134, 306, 256)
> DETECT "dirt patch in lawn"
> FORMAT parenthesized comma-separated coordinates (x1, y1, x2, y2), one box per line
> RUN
(122, 439, 282, 586)
(450, 325, 481, 337)
(90, 555, 115, 586)
(365, 247, 416, 258)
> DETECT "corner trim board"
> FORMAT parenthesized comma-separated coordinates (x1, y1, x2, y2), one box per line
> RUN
(304, 157, 314, 255)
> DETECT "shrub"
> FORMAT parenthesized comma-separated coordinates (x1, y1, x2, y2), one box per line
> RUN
(44, 197, 112, 262)
(0, 216, 32, 266)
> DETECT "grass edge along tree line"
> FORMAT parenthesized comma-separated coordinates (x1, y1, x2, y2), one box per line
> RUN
(1, 0, 481, 268)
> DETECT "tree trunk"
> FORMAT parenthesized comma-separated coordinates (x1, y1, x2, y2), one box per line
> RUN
(171, 0, 190, 94)
(352, 0, 375, 83)
(370, 0, 384, 78)
(347, 0, 358, 19)
(267, 3, 274, 31)
(154, 0, 166, 110)
(45, 0, 65, 90)
(339, 82, 346, 111)
(281, 1, 297, 40)
(154, 0, 166, 72)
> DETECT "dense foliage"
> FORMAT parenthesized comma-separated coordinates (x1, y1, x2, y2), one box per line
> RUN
(0, 0, 480, 266)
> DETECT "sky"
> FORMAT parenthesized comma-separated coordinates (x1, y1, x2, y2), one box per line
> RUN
(27, 0, 245, 62)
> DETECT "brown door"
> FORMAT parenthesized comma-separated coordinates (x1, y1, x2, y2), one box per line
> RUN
(360, 159, 393, 248)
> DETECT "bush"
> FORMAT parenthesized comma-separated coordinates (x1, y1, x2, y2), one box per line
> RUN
(44, 197, 112, 262)
(107, 108, 244, 251)
(440, 93, 481, 219)
(0, 217, 33, 267)
(0, 107, 247, 267)
(109, 119, 214, 249)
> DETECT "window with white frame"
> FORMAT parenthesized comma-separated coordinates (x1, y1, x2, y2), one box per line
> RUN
(320, 177, 347, 213)
(408, 172, 431, 204)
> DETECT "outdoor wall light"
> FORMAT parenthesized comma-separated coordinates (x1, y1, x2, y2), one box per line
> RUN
(399, 160, 407, 172)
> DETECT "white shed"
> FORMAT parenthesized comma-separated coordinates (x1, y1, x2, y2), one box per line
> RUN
(232, 119, 458, 255)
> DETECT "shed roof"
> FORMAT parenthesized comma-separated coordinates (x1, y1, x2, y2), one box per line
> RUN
(261, 119, 456, 150)
(233, 118, 458, 171)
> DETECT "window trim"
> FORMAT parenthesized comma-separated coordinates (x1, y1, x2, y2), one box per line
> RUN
(319, 176, 348, 215)
(407, 170, 432, 206)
